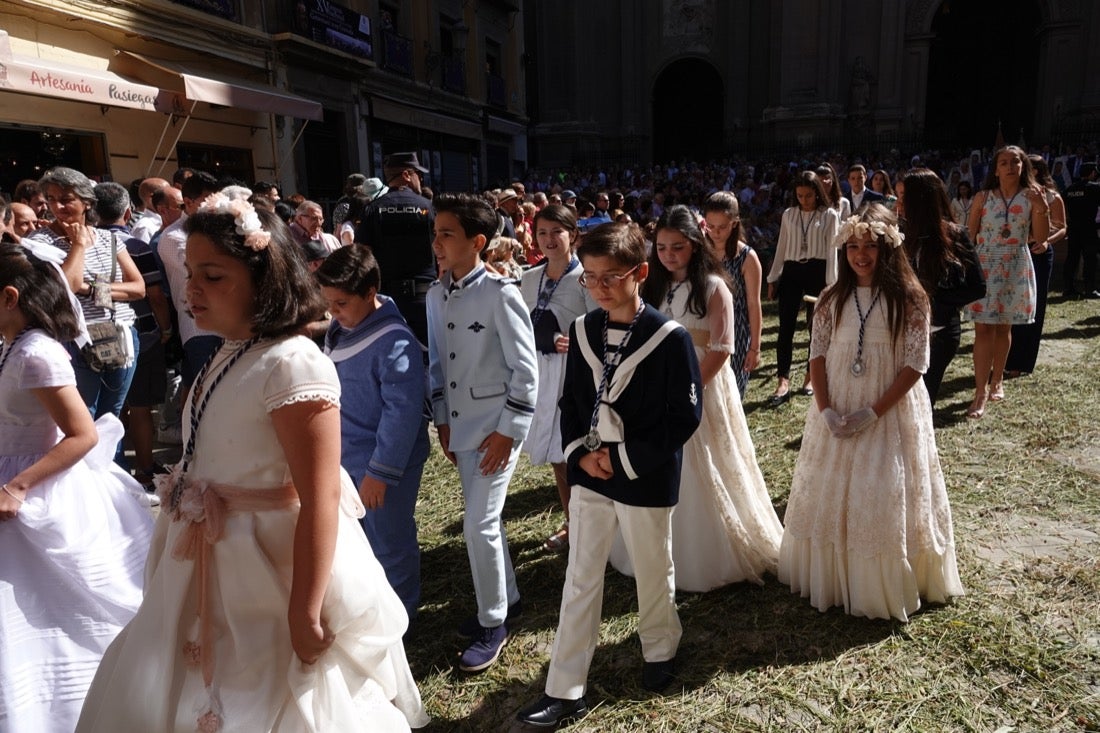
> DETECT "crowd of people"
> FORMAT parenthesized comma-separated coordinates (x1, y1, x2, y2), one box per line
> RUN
(0, 139, 1094, 730)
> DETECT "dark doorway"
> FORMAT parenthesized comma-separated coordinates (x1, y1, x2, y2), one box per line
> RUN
(652, 58, 723, 164)
(925, 0, 1041, 150)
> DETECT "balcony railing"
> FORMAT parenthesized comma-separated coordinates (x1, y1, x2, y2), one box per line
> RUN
(486, 72, 506, 108)
(382, 30, 413, 76)
(442, 57, 466, 95)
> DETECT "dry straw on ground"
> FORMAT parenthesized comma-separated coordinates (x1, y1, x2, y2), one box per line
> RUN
(406, 296, 1100, 732)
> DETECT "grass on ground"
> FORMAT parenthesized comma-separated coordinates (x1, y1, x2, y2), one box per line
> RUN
(404, 295, 1100, 732)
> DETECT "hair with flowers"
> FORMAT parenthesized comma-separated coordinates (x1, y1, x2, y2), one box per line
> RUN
(198, 192, 271, 251)
(834, 213, 905, 250)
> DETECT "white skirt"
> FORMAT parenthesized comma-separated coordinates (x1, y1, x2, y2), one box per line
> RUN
(524, 352, 567, 465)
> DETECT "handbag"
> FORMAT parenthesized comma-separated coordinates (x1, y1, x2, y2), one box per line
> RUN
(81, 233, 131, 371)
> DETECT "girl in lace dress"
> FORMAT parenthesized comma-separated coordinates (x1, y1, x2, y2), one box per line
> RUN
(778, 204, 964, 621)
(78, 197, 426, 732)
(703, 191, 762, 399)
(610, 205, 782, 592)
(0, 243, 152, 733)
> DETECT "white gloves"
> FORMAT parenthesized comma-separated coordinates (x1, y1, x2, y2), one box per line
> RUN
(821, 408, 847, 437)
(841, 407, 878, 437)
(821, 406, 878, 438)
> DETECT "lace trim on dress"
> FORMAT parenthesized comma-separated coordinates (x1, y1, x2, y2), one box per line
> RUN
(707, 342, 737, 354)
(265, 391, 340, 413)
(901, 301, 931, 374)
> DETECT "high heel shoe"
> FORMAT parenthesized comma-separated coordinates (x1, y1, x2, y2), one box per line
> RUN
(967, 398, 985, 419)
(988, 384, 1005, 402)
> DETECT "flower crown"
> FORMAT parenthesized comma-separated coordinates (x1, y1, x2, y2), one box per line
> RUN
(834, 215, 904, 249)
(198, 193, 271, 252)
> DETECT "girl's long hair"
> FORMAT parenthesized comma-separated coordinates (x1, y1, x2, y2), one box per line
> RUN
(980, 145, 1036, 191)
(702, 191, 745, 261)
(901, 169, 965, 296)
(642, 205, 727, 318)
(815, 162, 843, 209)
(793, 171, 830, 211)
(816, 203, 927, 344)
(0, 243, 80, 341)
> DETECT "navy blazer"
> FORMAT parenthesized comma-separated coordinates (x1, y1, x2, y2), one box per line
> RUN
(559, 305, 702, 507)
(846, 188, 885, 213)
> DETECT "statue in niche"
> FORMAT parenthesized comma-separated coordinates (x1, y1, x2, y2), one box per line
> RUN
(849, 56, 873, 112)
(664, 0, 714, 38)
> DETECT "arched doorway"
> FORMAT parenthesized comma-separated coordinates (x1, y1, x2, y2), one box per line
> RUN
(652, 58, 723, 164)
(924, 0, 1041, 149)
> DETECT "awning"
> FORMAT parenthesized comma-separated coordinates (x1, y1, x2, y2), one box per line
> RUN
(0, 30, 165, 112)
(111, 50, 323, 120)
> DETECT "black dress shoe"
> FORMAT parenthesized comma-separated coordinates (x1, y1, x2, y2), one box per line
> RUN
(766, 391, 790, 408)
(642, 658, 677, 692)
(516, 695, 589, 728)
(1086, 290, 1100, 300)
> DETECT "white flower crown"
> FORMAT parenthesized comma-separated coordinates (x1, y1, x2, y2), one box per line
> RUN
(198, 193, 272, 252)
(834, 215, 904, 249)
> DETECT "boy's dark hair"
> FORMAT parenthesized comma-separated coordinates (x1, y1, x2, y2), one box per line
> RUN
(13, 180, 41, 204)
(847, 164, 868, 175)
(0, 243, 80, 341)
(172, 167, 196, 187)
(576, 222, 647, 268)
(315, 244, 380, 297)
(180, 171, 219, 202)
(184, 208, 324, 338)
(433, 192, 498, 241)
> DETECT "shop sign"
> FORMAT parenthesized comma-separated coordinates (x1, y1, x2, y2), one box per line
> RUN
(294, 0, 373, 60)
(0, 58, 163, 112)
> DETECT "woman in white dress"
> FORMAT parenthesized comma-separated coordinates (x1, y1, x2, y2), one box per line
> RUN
(778, 205, 964, 621)
(519, 204, 594, 552)
(77, 196, 426, 732)
(0, 243, 153, 732)
(609, 205, 783, 592)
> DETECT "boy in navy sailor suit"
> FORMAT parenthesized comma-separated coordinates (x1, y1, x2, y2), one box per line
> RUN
(516, 222, 702, 728)
(426, 193, 538, 673)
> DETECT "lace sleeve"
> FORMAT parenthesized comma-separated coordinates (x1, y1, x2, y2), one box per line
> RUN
(902, 298, 931, 374)
(706, 276, 737, 353)
(263, 341, 341, 413)
(809, 289, 835, 361)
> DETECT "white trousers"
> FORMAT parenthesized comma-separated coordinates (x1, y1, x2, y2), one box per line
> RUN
(455, 446, 521, 628)
(545, 485, 681, 700)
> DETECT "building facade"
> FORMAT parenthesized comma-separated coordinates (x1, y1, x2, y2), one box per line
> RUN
(0, 0, 528, 202)
(525, 0, 1100, 167)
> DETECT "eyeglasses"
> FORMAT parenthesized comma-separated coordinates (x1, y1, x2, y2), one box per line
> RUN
(579, 265, 639, 289)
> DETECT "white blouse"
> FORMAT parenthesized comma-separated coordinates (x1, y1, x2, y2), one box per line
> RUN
(767, 206, 840, 286)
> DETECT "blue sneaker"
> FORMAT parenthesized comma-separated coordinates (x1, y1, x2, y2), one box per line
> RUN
(458, 623, 508, 672)
(457, 598, 522, 637)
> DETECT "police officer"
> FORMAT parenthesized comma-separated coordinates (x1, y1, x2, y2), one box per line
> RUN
(1062, 162, 1100, 299)
(355, 152, 435, 345)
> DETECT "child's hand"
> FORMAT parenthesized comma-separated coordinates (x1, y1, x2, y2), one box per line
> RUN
(841, 407, 878, 436)
(579, 451, 613, 480)
(744, 349, 759, 372)
(436, 424, 456, 465)
(554, 333, 570, 353)
(358, 475, 387, 510)
(288, 609, 333, 665)
(821, 407, 848, 437)
(594, 447, 613, 475)
(0, 482, 27, 520)
(478, 431, 515, 475)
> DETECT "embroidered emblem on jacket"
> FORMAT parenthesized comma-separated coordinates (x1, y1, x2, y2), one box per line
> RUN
(468, 321, 486, 333)
(689, 383, 698, 406)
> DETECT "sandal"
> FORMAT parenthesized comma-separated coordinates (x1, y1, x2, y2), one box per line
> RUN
(967, 399, 985, 419)
(988, 384, 1005, 402)
(543, 522, 569, 552)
